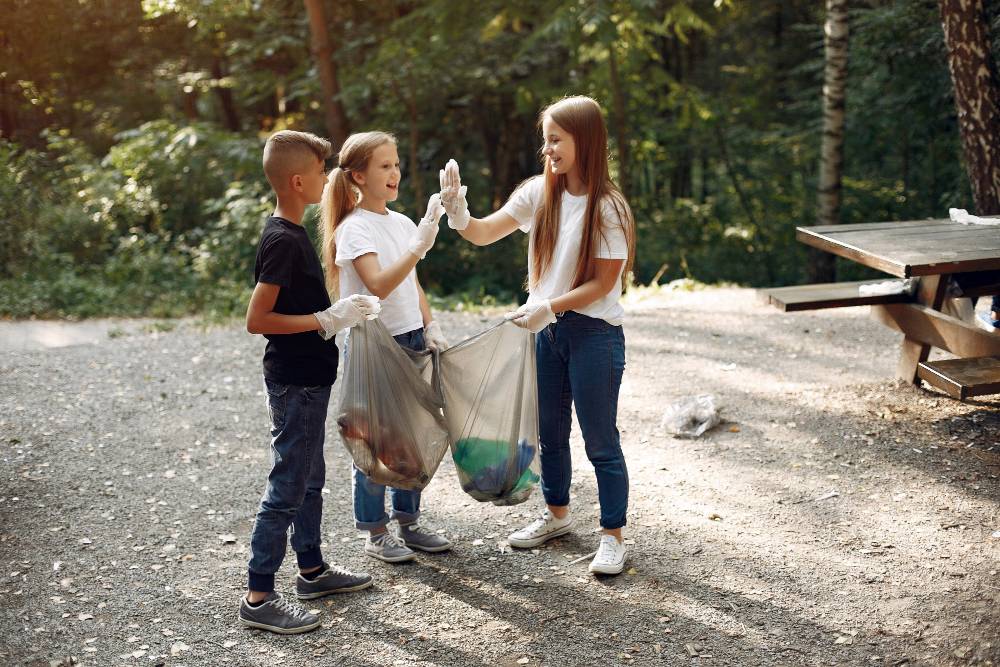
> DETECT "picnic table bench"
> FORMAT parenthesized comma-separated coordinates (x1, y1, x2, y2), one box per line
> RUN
(758, 219, 1000, 400)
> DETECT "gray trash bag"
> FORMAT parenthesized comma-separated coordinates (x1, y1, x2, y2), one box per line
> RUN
(438, 321, 540, 506)
(336, 319, 450, 491)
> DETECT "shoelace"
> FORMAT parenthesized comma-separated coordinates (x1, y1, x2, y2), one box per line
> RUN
(594, 537, 621, 563)
(525, 511, 554, 535)
(376, 530, 406, 549)
(271, 594, 310, 621)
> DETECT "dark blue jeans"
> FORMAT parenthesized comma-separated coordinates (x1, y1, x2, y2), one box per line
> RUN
(247, 379, 331, 592)
(536, 311, 629, 529)
(348, 327, 424, 530)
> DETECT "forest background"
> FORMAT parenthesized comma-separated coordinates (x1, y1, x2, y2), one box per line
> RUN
(0, 0, 989, 319)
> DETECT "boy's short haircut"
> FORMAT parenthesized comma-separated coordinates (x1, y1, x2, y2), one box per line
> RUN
(263, 130, 333, 190)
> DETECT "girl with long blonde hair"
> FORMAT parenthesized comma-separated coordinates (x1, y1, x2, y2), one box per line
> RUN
(320, 130, 452, 563)
(440, 96, 636, 575)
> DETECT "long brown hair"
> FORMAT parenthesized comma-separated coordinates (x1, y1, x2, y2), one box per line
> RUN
(319, 131, 397, 296)
(529, 96, 635, 291)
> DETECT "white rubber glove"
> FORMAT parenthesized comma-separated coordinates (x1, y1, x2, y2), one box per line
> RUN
(439, 159, 470, 230)
(314, 294, 381, 340)
(505, 300, 556, 333)
(408, 193, 443, 259)
(423, 320, 449, 351)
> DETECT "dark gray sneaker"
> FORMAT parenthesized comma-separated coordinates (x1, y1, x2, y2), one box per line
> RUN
(397, 521, 452, 553)
(364, 530, 417, 563)
(296, 564, 373, 600)
(238, 592, 321, 634)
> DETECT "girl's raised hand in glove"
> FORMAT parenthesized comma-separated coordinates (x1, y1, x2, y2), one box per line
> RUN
(409, 194, 443, 259)
(505, 300, 556, 334)
(438, 159, 470, 230)
(314, 294, 381, 340)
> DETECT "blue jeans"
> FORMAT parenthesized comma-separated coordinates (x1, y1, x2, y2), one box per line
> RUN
(349, 327, 425, 530)
(247, 379, 331, 593)
(536, 311, 628, 529)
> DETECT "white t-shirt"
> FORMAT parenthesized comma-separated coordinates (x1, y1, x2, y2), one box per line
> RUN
(500, 176, 630, 325)
(335, 207, 423, 336)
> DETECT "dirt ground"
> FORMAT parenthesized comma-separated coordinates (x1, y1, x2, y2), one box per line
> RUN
(1, 287, 998, 667)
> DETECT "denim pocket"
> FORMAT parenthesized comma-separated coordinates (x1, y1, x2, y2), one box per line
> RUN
(568, 313, 612, 334)
(264, 378, 289, 431)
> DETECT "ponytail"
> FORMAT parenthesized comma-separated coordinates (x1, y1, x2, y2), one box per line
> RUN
(319, 166, 359, 296)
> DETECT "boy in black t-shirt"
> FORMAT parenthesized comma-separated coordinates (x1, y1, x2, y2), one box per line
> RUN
(239, 131, 381, 635)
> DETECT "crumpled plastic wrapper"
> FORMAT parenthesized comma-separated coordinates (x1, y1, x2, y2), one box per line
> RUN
(858, 279, 916, 297)
(949, 208, 1000, 226)
(661, 394, 721, 438)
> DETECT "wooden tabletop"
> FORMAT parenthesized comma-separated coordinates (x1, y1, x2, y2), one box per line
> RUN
(796, 219, 1000, 278)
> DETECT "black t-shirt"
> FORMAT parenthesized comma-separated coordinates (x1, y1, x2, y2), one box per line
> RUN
(253, 216, 339, 386)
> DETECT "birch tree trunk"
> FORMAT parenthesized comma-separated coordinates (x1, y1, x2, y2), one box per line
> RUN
(939, 0, 1000, 214)
(303, 0, 349, 146)
(810, 0, 848, 283)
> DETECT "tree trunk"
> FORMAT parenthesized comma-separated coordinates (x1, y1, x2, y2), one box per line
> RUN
(0, 74, 15, 140)
(211, 56, 240, 131)
(810, 0, 849, 283)
(607, 44, 630, 196)
(939, 0, 1000, 214)
(304, 0, 349, 146)
(405, 86, 423, 207)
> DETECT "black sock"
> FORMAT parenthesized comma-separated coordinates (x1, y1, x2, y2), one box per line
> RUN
(301, 562, 328, 580)
(246, 594, 271, 608)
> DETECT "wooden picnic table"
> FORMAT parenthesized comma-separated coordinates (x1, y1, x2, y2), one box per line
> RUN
(795, 219, 1000, 398)
(796, 219, 1000, 278)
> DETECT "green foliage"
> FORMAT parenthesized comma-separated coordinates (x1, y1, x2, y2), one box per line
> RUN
(0, 0, 978, 318)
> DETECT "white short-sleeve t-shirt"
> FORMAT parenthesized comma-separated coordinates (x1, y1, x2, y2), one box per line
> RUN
(501, 176, 630, 325)
(335, 207, 423, 336)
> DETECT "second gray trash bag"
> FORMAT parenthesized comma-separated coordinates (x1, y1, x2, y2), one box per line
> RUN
(336, 319, 450, 491)
(438, 322, 541, 506)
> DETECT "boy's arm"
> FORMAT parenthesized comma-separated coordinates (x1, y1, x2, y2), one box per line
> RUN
(246, 282, 322, 334)
(352, 252, 420, 300)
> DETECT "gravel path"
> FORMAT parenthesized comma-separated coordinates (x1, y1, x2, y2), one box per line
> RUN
(1, 287, 998, 666)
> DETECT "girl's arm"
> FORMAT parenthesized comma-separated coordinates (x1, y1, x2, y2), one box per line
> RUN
(416, 277, 432, 326)
(246, 282, 323, 334)
(549, 259, 626, 313)
(508, 259, 626, 332)
(456, 210, 522, 246)
(352, 252, 419, 300)
(416, 276, 450, 350)
(440, 160, 521, 246)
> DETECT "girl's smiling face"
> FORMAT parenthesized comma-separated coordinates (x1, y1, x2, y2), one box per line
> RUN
(541, 115, 577, 179)
(354, 142, 401, 206)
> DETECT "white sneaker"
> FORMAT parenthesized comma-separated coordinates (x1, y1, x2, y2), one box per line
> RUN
(507, 509, 573, 548)
(588, 534, 627, 575)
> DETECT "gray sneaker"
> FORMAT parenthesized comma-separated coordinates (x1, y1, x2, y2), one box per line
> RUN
(397, 521, 452, 553)
(296, 564, 373, 600)
(238, 592, 321, 634)
(365, 530, 417, 563)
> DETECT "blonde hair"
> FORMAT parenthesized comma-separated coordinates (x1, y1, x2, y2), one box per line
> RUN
(262, 130, 332, 191)
(319, 131, 397, 296)
(528, 96, 635, 292)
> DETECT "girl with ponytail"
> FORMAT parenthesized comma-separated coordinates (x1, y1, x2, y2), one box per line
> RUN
(319, 131, 453, 563)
